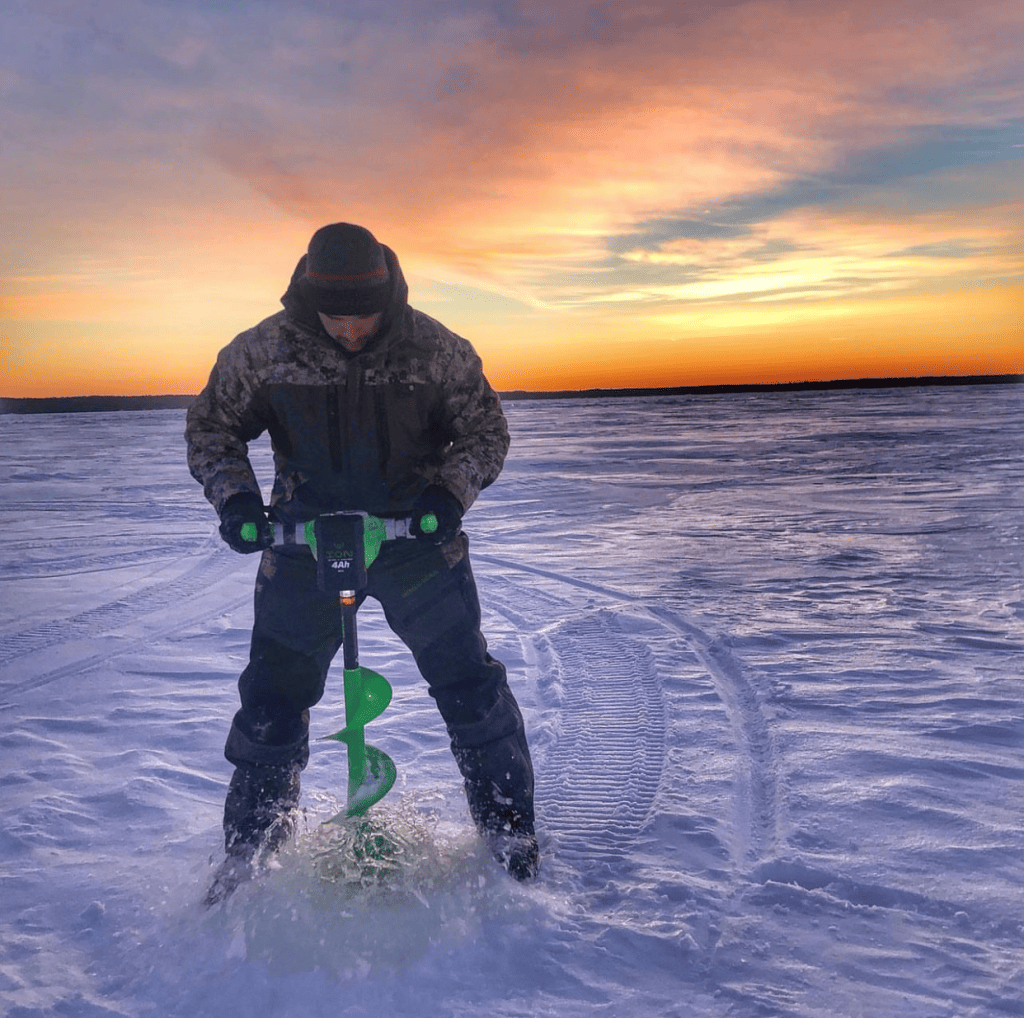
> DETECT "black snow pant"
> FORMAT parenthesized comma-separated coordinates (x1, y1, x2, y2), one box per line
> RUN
(221, 531, 534, 854)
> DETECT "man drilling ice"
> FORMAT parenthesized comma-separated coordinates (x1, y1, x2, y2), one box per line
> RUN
(185, 223, 537, 899)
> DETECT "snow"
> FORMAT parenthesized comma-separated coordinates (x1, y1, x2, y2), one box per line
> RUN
(1, 385, 1023, 1018)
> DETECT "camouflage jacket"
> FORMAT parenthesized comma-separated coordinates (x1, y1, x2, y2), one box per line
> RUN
(185, 246, 509, 523)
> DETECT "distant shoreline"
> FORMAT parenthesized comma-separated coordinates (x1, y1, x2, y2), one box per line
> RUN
(1, 374, 1021, 414)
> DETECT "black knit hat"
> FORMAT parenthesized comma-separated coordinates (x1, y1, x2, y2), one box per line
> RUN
(301, 223, 391, 315)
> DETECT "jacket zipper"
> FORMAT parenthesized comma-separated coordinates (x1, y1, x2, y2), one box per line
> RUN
(327, 384, 344, 474)
(373, 386, 391, 484)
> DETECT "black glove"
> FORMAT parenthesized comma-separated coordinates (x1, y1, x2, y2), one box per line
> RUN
(218, 492, 273, 553)
(410, 485, 464, 545)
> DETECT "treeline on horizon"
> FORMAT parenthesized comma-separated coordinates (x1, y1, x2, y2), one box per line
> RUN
(1, 374, 1021, 414)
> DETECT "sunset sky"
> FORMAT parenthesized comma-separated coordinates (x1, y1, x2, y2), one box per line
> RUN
(2, 0, 1022, 397)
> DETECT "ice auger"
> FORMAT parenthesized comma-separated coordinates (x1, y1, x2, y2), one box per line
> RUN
(241, 510, 437, 817)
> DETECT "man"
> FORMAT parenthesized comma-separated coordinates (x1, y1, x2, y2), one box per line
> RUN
(185, 223, 537, 900)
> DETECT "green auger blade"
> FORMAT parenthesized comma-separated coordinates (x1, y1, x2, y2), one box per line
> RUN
(323, 666, 396, 817)
(344, 744, 397, 818)
(340, 666, 392, 728)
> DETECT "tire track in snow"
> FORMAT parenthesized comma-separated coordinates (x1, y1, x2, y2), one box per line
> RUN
(0, 501, 211, 580)
(0, 585, 253, 700)
(0, 547, 239, 667)
(645, 605, 781, 866)
(477, 553, 781, 870)
(0, 541, 209, 581)
(0, 548, 253, 699)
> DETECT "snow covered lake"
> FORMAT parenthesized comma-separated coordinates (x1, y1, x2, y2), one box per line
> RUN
(2, 384, 1022, 1017)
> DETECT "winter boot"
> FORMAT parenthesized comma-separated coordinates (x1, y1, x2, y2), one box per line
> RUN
(454, 729, 539, 881)
(204, 761, 302, 907)
(222, 760, 302, 856)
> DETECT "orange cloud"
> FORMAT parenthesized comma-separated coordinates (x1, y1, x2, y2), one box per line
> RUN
(3, 0, 1022, 396)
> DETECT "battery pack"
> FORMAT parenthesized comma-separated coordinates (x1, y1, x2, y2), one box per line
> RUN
(313, 513, 368, 593)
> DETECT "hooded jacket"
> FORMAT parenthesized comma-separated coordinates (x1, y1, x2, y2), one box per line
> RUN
(185, 245, 509, 524)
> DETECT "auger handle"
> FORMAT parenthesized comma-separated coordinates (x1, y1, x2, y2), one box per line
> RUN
(239, 512, 437, 547)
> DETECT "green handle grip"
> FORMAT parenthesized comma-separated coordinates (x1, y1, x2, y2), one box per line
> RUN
(241, 512, 434, 549)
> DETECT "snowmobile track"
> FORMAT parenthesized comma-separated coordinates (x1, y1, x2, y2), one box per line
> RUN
(525, 607, 666, 860)
(477, 554, 781, 870)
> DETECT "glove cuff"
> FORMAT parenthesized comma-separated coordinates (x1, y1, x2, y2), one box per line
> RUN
(422, 484, 463, 517)
(220, 491, 264, 519)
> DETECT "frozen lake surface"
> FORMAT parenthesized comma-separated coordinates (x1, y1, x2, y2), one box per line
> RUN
(1, 385, 1023, 1017)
